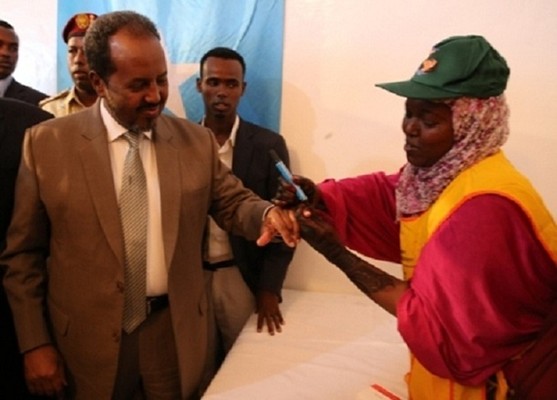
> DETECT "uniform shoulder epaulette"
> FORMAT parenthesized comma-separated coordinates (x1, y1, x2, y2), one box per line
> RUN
(39, 88, 71, 106)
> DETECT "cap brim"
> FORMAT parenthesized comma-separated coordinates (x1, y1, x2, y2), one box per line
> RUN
(375, 80, 459, 100)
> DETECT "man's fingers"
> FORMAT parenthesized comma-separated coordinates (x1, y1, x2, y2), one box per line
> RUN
(262, 207, 299, 247)
(265, 314, 284, 335)
(256, 229, 273, 246)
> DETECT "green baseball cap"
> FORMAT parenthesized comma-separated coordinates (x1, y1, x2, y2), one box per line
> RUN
(375, 35, 510, 99)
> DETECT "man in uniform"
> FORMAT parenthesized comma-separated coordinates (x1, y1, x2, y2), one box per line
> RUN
(40, 13, 98, 117)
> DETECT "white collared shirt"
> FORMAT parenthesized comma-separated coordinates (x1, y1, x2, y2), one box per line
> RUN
(0, 75, 14, 97)
(100, 100, 167, 296)
(203, 115, 240, 263)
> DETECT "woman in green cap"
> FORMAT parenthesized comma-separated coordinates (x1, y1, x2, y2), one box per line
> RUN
(274, 35, 557, 399)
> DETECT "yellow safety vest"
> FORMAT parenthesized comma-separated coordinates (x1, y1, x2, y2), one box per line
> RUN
(399, 151, 557, 399)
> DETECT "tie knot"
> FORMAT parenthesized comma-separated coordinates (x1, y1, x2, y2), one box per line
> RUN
(124, 131, 141, 149)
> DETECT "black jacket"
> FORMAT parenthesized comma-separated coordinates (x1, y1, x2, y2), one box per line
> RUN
(229, 118, 295, 297)
(4, 79, 48, 106)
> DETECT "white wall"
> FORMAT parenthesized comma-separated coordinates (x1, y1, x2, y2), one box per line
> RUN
(5, 2, 58, 95)
(280, 1, 557, 293)
(5, 1, 557, 294)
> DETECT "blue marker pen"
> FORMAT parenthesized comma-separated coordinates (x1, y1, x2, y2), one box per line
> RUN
(269, 150, 308, 202)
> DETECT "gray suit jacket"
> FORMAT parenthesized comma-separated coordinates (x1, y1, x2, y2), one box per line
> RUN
(1, 102, 270, 399)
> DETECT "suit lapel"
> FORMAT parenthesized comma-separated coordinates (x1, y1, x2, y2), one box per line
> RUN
(4, 80, 17, 97)
(153, 120, 180, 269)
(78, 104, 125, 266)
(5, 80, 23, 98)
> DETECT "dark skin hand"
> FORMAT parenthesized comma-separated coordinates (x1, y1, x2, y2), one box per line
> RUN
(272, 176, 324, 210)
(255, 207, 294, 335)
(256, 290, 284, 335)
(295, 205, 407, 316)
(257, 175, 316, 335)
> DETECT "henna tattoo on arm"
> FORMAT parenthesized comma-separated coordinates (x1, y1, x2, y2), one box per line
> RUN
(299, 212, 406, 314)
(329, 249, 398, 295)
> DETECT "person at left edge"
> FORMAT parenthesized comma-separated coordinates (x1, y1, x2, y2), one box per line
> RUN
(0, 98, 53, 400)
(40, 13, 98, 117)
(0, 20, 48, 105)
(1, 10, 298, 400)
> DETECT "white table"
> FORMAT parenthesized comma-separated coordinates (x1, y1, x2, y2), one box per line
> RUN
(202, 289, 409, 399)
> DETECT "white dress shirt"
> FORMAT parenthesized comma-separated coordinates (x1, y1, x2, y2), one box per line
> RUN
(204, 115, 240, 263)
(100, 100, 167, 296)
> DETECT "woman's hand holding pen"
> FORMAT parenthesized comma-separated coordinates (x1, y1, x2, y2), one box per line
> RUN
(272, 175, 323, 210)
(268, 149, 322, 209)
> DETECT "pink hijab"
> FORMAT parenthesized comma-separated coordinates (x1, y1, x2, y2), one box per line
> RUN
(396, 95, 510, 217)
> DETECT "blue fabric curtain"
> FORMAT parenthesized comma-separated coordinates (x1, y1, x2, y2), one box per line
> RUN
(58, 0, 284, 131)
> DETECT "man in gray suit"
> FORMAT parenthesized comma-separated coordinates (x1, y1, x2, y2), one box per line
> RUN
(1, 11, 298, 400)
(0, 20, 48, 105)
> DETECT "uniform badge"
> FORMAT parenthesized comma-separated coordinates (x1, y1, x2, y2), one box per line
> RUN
(75, 14, 92, 30)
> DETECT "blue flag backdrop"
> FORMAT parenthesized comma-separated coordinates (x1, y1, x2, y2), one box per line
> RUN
(57, 0, 285, 132)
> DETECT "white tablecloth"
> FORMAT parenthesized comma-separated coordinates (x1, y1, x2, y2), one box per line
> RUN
(202, 289, 409, 399)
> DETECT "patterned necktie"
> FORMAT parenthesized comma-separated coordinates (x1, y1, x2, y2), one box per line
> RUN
(120, 131, 148, 333)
